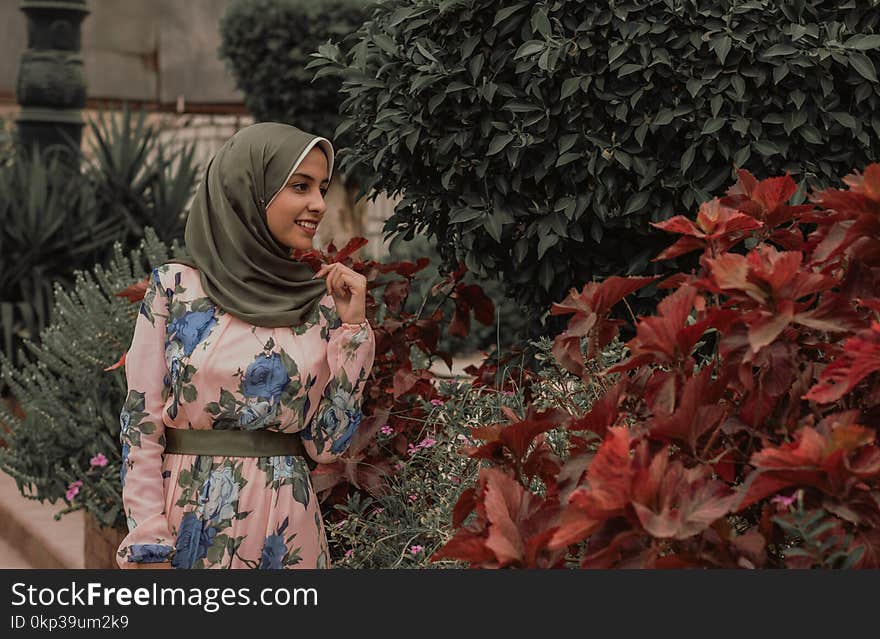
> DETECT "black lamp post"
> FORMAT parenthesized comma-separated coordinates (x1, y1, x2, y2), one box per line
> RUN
(15, 0, 89, 154)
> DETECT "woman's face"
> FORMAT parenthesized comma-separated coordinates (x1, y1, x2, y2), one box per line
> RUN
(265, 146, 329, 252)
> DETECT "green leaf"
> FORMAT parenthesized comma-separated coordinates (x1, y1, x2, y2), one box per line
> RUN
(753, 140, 780, 157)
(772, 63, 790, 84)
(849, 53, 878, 83)
(373, 34, 397, 56)
(531, 8, 551, 38)
(701, 117, 726, 135)
(493, 3, 528, 27)
(732, 145, 750, 168)
(618, 63, 642, 77)
(487, 133, 514, 156)
(830, 112, 858, 131)
(415, 42, 438, 63)
(561, 77, 581, 99)
(537, 231, 557, 260)
(623, 191, 650, 215)
(680, 144, 696, 173)
(844, 34, 880, 50)
(711, 35, 732, 64)
(449, 207, 482, 224)
(652, 109, 674, 126)
(608, 42, 628, 65)
(514, 41, 545, 59)
(556, 152, 581, 167)
(730, 75, 746, 100)
(763, 44, 797, 58)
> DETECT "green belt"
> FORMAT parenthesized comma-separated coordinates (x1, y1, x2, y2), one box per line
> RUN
(164, 427, 317, 470)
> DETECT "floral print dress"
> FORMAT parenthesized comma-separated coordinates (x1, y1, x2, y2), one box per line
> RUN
(115, 262, 375, 569)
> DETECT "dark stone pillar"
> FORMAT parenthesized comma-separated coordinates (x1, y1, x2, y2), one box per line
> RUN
(15, 0, 90, 154)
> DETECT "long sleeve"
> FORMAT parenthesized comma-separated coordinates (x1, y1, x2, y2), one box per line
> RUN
(300, 299, 376, 464)
(115, 266, 176, 567)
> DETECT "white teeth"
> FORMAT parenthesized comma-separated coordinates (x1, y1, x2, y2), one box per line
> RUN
(296, 221, 317, 230)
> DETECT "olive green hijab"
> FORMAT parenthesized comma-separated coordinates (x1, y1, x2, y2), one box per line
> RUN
(166, 122, 335, 328)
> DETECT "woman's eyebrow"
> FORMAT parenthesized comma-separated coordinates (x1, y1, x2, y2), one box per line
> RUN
(290, 172, 330, 184)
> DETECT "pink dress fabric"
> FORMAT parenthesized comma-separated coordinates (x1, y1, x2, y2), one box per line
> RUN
(115, 262, 375, 569)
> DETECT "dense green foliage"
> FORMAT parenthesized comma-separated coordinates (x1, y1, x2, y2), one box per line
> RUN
(0, 229, 186, 529)
(309, 0, 880, 319)
(0, 109, 197, 374)
(218, 0, 373, 145)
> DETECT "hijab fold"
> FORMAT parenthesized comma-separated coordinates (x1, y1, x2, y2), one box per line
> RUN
(166, 122, 335, 328)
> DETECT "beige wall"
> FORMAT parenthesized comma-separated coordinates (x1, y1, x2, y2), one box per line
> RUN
(1, 0, 242, 105)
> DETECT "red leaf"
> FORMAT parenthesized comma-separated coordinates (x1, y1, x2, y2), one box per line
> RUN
(499, 406, 566, 463)
(482, 469, 527, 566)
(452, 487, 477, 528)
(805, 322, 880, 403)
(382, 279, 410, 315)
(331, 237, 369, 263)
(104, 350, 126, 372)
(632, 460, 737, 539)
(567, 380, 625, 438)
(430, 529, 496, 565)
(457, 284, 495, 326)
(115, 278, 149, 303)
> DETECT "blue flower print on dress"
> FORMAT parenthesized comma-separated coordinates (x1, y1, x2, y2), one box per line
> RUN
(172, 512, 204, 569)
(172, 512, 217, 569)
(238, 400, 274, 430)
(318, 388, 363, 454)
(242, 353, 289, 403)
(198, 466, 240, 523)
(270, 455, 295, 482)
(120, 443, 130, 487)
(128, 544, 173, 563)
(259, 533, 286, 569)
(167, 308, 217, 356)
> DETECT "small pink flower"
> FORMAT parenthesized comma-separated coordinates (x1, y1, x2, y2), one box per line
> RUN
(410, 545, 423, 555)
(419, 437, 437, 449)
(408, 494, 417, 502)
(380, 424, 393, 436)
(393, 462, 403, 471)
(430, 399, 444, 406)
(406, 443, 418, 455)
(771, 493, 797, 507)
(89, 452, 108, 468)
(503, 390, 514, 397)
(65, 480, 83, 501)
(344, 549, 354, 558)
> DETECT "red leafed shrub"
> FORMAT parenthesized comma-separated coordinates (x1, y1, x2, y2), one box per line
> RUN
(434, 164, 880, 569)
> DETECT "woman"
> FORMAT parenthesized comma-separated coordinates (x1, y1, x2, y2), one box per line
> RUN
(115, 122, 375, 569)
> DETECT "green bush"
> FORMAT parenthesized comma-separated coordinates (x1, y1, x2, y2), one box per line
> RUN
(0, 228, 185, 529)
(218, 0, 374, 145)
(308, 0, 880, 319)
(0, 108, 198, 374)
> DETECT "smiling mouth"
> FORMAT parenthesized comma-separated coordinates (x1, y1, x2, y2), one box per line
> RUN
(295, 221, 318, 230)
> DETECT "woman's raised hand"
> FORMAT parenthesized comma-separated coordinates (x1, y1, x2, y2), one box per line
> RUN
(312, 263, 367, 324)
